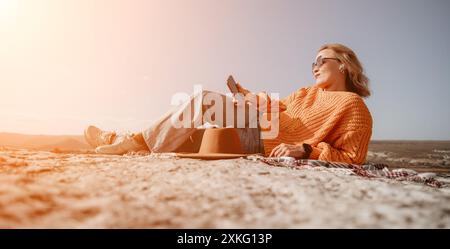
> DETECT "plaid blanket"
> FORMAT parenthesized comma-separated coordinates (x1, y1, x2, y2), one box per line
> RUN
(251, 156, 446, 188)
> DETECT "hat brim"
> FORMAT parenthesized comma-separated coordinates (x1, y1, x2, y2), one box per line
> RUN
(175, 152, 251, 160)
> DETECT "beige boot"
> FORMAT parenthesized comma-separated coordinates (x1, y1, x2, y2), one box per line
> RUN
(95, 133, 149, 155)
(84, 125, 116, 148)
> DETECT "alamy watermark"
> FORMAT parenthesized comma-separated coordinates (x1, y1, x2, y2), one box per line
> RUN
(169, 85, 280, 139)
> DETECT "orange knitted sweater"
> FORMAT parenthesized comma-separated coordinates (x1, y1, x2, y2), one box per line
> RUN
(262, 85, 373, 164)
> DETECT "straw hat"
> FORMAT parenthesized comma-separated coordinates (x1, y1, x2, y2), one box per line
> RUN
(176, 128, 253, 160)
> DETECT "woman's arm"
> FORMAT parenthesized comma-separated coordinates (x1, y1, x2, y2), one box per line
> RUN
(309, 128, 372, 165)
(269, 128, 372, 165)
(235, 83, 287, 112)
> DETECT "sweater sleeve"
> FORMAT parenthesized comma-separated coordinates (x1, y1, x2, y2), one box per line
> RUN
(308, 128, 372, 165)
(280, 87, 308, 106)
(260, 87, 308, 113)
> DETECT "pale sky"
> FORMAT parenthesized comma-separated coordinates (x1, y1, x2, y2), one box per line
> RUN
(1, 0, 449, 139)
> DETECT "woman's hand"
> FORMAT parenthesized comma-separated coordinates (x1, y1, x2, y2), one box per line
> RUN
(232, 83, 286, 112)
(236, 82, 250, 95)
(232, 83, 268, 109)
(232, 82, 253, 107)
(269, 143, 305, 158)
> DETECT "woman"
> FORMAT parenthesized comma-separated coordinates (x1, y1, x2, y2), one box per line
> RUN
(85, 43, 373, 164)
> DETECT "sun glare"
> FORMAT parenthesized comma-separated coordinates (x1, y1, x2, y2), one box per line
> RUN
(0, 0, 18, 18)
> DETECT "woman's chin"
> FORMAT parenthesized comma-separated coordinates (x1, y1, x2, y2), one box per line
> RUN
(315, 81, 330, 89)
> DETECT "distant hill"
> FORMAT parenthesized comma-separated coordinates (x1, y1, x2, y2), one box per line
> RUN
(37, 138, 92, 151)
(0, 132, 91, 151)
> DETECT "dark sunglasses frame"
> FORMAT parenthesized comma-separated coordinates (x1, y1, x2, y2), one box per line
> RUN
(312, 56, 340, 72)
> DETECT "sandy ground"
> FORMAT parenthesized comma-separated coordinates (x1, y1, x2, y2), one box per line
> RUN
(1, 148, 449, 228)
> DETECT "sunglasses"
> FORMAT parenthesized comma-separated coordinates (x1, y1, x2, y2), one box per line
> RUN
(312, 56, 340, 72)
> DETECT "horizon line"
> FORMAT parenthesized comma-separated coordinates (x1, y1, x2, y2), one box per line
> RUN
(0, 131, 449, 142)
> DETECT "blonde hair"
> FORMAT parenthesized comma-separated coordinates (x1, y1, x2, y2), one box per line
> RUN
(318, 43, 370, 98)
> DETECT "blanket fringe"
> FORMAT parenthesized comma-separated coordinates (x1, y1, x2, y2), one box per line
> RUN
(250, 156, 445, 188)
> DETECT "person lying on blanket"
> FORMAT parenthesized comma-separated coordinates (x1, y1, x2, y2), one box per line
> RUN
(84, 43, 372, 165)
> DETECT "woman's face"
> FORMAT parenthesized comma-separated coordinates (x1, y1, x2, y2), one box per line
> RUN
(313, 49, 345, 90)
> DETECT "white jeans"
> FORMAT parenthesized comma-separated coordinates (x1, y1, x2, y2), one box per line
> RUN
(142, 90, 264, 154)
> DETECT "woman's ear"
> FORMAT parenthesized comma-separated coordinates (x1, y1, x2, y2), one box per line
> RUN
(339, 64, 345, 73)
